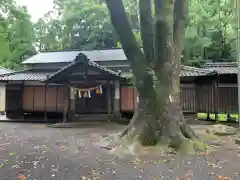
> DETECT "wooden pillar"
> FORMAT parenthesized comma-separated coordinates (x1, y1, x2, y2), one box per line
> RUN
(113, 80, 120, 117)
(20, 81, 24, 118)
(69, 85, 75, 116)
(213, 77, 219, 121)
(67, 86, 71, 121)
(44, 82, 47, 121)
(107, 81, 111, 115)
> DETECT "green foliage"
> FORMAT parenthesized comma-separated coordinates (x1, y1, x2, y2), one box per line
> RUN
(34, 0, 236, 66)
(34, 0, 140, 51)
(0, 0, 36, 69)
(183, 0, 235, 66)
(0, 0, 237, 69)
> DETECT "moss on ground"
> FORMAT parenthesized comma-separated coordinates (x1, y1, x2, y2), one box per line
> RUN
(170, 137, 207, 154)
(192, 139, 207, 151)
(201, 134, 219, 143)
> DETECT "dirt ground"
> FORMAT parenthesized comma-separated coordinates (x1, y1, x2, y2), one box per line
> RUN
(0, 122, 239, 180)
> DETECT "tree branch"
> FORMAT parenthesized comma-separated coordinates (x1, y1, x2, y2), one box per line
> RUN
(138, 0, 154, 64)
(153, 0, 173, 75)
(173, 0, 187, 48)
(172, 0, 188, 92)
(104, 0, 147, 74)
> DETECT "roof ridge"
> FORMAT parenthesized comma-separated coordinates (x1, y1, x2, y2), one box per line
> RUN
(204, 62, 237, 68)
(40, 48, 124, 53)
(47, 57, 122, 82)
(181, 65, 212, 72)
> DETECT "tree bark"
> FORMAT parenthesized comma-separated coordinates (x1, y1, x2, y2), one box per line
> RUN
(105, 0, 197, 147)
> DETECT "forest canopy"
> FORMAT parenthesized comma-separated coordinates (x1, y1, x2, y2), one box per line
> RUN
(0, 0, 236, 69)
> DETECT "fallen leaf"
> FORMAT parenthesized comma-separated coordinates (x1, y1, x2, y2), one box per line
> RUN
(161, 159, 171, 163)
(198, 152, 209, 156)
(82, 176, 86, 180)
(18, 175, 25, 180)
(9, 152, 16, 156)
(0, 164, 4, 168)
(218, 175, 229, 180)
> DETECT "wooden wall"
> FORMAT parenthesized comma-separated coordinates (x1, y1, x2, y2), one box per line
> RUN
(120, 87, 137, 111)
(195, 74, 238, 114)
(180, 84, 196, 113)
(5, 84, 22, 115)
(196, 83, 216, 113)
(120, 84, 196, 113)
(23, 86, 69, 112)
(217, 84, 238, 113)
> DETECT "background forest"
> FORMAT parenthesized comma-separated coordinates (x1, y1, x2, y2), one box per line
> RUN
(0, 0, 237, 69)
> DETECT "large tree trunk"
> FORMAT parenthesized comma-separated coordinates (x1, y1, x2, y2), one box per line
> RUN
(105, 0, 197, 148)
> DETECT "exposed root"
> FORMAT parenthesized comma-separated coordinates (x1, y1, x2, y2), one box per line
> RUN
(101, 133, 207, 156)
(120, 126, 129, 139)
(120, 103, 140, 138)
(103, 123, 206, 155)
(180, 123, 198, 139)
(105, 98, 201, 155)
(169, 133, 206, 154)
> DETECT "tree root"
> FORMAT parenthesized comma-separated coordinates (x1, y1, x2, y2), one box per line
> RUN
(115, 105, 200, 154)
(180, 123, 198, 139)
(103, 133, 206, 155)
(120, 102, 140, 138)
(115, 121, 204, 155)
(169, 133, 206, 154)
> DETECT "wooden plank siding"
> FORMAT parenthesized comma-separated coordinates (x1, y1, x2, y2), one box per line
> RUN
(23, 86, 69, 112)
(120, 85, 196, 113)
(120, 87, 135, 111)
(180, 84, 196, 113)
(196, 84, 215, 113)
(196, 83, 238, 114)
(217, 85, 238, 113)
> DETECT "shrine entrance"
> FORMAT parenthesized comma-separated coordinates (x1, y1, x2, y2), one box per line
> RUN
(74, 84, 108, 114)
(45, 53, 122, 117)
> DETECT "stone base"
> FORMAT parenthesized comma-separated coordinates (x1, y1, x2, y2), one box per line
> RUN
(70, 114, 113, 122)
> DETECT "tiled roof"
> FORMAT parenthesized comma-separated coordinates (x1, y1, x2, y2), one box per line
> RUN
(47, 55, 122, 82)
(22, 49, 127, 64)
(0, 66, 13, 75)
(180, 66, 214, 77)
(20, 49, 239, 76)
(203, 62, 238, 74)
(1, 62, 236, 82)
(120, 66, 213, 78)
(0, 71, 53, 81)
(88, 61, 121, 77)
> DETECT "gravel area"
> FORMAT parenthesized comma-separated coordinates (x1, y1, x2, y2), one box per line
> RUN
(0, 122, 239, 180)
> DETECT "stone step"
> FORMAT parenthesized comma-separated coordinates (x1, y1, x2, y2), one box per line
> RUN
(71, 114, 113, 121)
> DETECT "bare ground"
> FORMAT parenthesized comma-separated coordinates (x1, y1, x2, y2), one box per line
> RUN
(0, 122, 239, 180)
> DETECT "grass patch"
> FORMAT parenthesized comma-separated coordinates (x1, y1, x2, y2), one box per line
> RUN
(229, 114, 238, 122)
(217, 114, 227, 122)
(209, 114, 216, 121)
(197, 112, 239, 122)
(197, 113, 207, 120)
